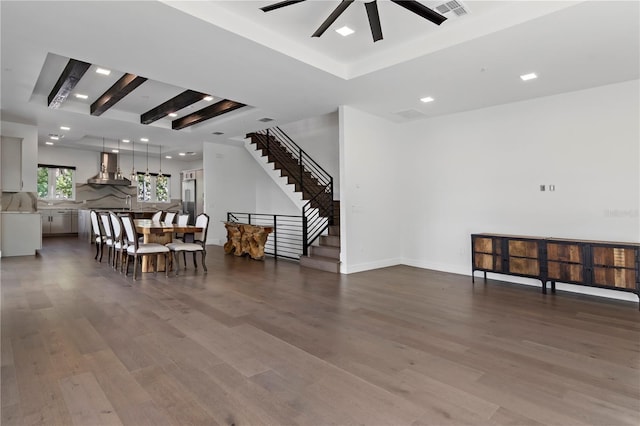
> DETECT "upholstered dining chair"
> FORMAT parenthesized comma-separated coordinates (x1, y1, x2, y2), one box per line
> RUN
(166, 213, 209, 274)
(163, 211, 176, 224)
(151, 211, 163, 222)
(90, 210, 105, 261)
(120, 213, 170, 280)
(109, 212, 127, 272)
(99, 212, 114, 265)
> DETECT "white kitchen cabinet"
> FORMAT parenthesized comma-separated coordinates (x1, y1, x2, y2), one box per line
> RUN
(1, 212, 42, 257)
(42, 210, 77, 235)
(1, 137, 22, 191)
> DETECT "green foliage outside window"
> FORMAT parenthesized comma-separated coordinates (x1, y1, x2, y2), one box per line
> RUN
(37, 165, 75, 200)
(156, 175, 169, 202)
(137, 173, 169, 203)
(37, 167, 49, 198)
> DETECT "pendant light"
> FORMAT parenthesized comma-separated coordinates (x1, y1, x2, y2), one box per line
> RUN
(130, 139, 136, 184)
(157, 145, 164, 179)
(116, 139, 123, 180)
(144, 142, 150, 183)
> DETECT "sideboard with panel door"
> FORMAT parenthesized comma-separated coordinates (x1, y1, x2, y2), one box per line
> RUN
(472, 234, 640, 308)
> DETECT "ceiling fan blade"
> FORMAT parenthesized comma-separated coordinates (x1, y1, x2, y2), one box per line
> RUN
(260, 0, 307, 13)
(364, 1, 383, 42)
(390, 0, 447, 25)
(312, 0, 355, 38)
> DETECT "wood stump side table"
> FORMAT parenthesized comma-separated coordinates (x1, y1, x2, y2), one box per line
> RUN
(223, 222, 273, 260)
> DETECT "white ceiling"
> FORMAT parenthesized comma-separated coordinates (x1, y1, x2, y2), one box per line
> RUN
(1, 1, 638, 160)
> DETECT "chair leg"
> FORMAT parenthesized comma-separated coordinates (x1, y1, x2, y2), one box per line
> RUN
(183, 252, 187, 269)
(99, 243, 104, 262)
(165, 253, 169, 277)
(94, 241, 99, 260)
(173, 251, 180, 274)
(133, 254, 138, 280)
(201, 250, 207, 273)
(193, 252, 198, 269)
(124, 253, 129, 275)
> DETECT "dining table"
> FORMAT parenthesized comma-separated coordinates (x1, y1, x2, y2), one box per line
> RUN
(134, 219, 203, 272)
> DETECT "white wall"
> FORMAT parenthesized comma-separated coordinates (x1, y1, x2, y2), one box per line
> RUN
(395, 79, 639, 300)
(280, 111, 340, 198)
(339, 106, 404, 273)
(203, 141, 299, 245)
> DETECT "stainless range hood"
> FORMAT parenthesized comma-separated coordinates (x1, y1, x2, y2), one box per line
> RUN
(87, 152, 131, 186)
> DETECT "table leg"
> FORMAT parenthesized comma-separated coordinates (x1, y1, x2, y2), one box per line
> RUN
(142, 233, 171, 272)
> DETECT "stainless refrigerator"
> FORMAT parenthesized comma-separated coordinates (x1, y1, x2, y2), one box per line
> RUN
(181, 169, 204, 225)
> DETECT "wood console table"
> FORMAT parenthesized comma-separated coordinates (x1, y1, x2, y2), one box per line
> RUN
(224, 222, 273, 260)
(471, 233, 640, 308)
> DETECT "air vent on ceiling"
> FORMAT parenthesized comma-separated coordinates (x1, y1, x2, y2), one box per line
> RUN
(258, 117, 274, 122)
(434, 0, 469, 17)
(212, 131, 224, 135)
(394, 109, 427, 120)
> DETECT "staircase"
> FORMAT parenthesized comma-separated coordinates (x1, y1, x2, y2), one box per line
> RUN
(300, 200, 341, 273)
(246, 129, 340, 273)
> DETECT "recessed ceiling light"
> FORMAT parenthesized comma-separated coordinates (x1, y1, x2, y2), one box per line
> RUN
(203, 96, 214, 102)
(75, 93, 88, 99)
(140, 138, 149, 142)
(60, 126, 70, 131)
(420, 96, 435, 103)
(520, 72, 538, 81)
(336, 26, 355, 37)
(96, 67, 111, 76)
(168, 113, 178, 117)
(165, 155, 172, 159)
(122, 139, 130, 143)
(49, 135, 60, 140)
(112, 149, 119, 153)
(212, 131, 224, 135)
(179, 152, 186, 156)
(45, 141, 54, 145)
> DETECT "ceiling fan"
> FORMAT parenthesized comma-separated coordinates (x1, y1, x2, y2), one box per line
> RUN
(260, 0, 447, 42)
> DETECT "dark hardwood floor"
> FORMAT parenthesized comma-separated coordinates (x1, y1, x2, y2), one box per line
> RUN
(1, 237, 639, 425)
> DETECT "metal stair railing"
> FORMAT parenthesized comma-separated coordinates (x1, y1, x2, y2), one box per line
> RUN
(227, 212, 304, 260)
(249, 127, 334, 255)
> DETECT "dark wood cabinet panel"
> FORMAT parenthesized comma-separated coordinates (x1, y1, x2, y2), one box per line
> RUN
(547, 243, 582, 263)
(592, 247, 635, 268)
(508, 240, 539, 258)
(508, 258, 540, 276)
(471, 233, 640, 308)
(593, 267, 636, 289)
(548, 261, 583, 282)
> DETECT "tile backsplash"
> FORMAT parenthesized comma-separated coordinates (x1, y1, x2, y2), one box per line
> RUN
(2, 185, 181, 212)
(1, 192, 37, 212)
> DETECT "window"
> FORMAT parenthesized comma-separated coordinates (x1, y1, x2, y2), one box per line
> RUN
(137, 173, 170, 203)
(37, 164, 76, 200)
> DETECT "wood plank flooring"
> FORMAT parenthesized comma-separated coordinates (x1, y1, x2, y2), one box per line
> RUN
(1, 237, 639, 425)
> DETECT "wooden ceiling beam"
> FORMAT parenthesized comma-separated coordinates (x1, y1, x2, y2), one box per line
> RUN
(47, 59, 91, 108)
(172, 99, 246, 130)
(90, 73, 147, 116)
(140, 90, 208, 125)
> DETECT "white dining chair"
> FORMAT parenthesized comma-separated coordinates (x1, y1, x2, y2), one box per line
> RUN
(151, 211, 163, 222)
(163, 211, 176, 224)
(121, 214, 170, 280)
(99, 212, 114, 265)
(166, 213, 209, 274)
(90, 210, 105, 261)
(109, 212, 127, 272)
